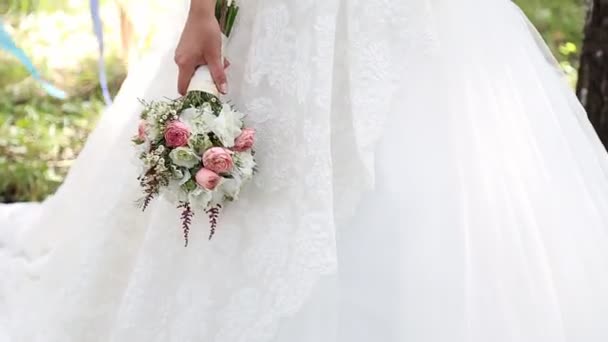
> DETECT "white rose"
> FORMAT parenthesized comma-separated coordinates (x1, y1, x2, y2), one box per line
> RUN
(169, 147, 200, 168)
(172, 168, 191, 185)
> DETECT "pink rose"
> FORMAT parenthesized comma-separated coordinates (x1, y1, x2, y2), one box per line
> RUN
(164, 121, 190, 147)
(195, 168, 221, 190)
(202, 147, 234, 174)
(138, 121, 147, 140)
(232, 128, 256, 152)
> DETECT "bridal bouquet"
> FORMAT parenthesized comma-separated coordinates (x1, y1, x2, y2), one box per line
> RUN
(133, 0, 255, 246)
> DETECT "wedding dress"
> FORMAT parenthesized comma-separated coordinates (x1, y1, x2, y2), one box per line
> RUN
(2, 0, 608, 341)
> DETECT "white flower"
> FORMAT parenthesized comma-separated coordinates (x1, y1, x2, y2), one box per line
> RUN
(189, 187, 212, 209)
(172, 168, 191, 185)
(180, 107, 198, 125)
(181, 106, 215, 134)
(169, 147, 200, 168)
(135, 140, 150, 156)
(210, 182, 227, 204)
(218, 175, 242, 201)
(211, 104, 245, 146)
(234, 151, 256, 180)
(161, 182, 189, 203)
(147, 125, 161, 141)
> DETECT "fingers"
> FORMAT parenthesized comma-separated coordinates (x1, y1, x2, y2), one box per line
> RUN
(208, 56, 228, 94)
(176, 58, 196, 96)
(175, 51, 229, 96)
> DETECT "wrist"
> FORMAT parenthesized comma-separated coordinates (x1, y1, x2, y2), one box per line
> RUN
(189, 0, 215, 19)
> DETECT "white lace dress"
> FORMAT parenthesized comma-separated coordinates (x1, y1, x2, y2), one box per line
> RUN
(3, 0, 608, 341)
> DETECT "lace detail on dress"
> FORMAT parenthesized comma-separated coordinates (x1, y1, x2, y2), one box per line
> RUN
(342, 0, 439, 186)
(6, 1, 440, 341)
(328, 0, 440, 224)
(212, 2, 340, 340)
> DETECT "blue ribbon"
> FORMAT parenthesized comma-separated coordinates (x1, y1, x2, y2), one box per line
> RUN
(0, 18, 67, 99)
(90, 0, 113, 105)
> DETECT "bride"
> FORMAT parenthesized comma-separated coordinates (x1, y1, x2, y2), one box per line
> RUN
(2, 0, 608, 341)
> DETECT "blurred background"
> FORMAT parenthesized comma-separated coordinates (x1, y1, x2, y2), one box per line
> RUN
(0, 0, 599, 203)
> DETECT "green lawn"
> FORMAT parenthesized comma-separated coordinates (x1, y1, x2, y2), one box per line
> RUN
(0, 7, 126, 202)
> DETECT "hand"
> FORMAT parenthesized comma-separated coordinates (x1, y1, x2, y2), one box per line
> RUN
(174, 12, 228, 95)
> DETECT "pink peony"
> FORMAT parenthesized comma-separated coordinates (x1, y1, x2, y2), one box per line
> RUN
(137, 121, 147, 140)
(232, 128, 256, 152)
(164, 121, 190, 147)
(202, 147, 234, 174)
(195, 168, 221, 190)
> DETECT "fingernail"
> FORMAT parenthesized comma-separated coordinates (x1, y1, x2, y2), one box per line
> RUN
(219, 82, 228, 94)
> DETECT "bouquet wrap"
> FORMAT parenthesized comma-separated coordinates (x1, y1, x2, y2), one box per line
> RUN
(187, 36, 227, 97)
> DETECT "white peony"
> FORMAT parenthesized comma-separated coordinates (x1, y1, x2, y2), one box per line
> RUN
(180, 105, 216, 134)
(179, 107, 198, 126)
(211, 104, 245, 146)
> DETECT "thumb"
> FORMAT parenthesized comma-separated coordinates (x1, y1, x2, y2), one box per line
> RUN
(208, 57, 228, 94)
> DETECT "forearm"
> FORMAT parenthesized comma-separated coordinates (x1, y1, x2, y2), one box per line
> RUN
(189, 0, 216, 18)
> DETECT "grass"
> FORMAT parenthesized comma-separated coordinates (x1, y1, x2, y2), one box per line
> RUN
(0, 8, 126, 202)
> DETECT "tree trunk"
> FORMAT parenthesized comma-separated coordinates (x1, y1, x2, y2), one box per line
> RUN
(577, 0, 608, 148)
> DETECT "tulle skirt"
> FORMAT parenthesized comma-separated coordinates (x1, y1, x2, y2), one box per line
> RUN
(2, 0, 608, 341)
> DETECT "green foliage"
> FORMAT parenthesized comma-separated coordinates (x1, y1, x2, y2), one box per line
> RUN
(514, 0, 586, 83)
(0, 97, 104, 202)
(0, 57, 125, 202)
(0, 7, 125, 202)
(0, 0, 110, 14)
